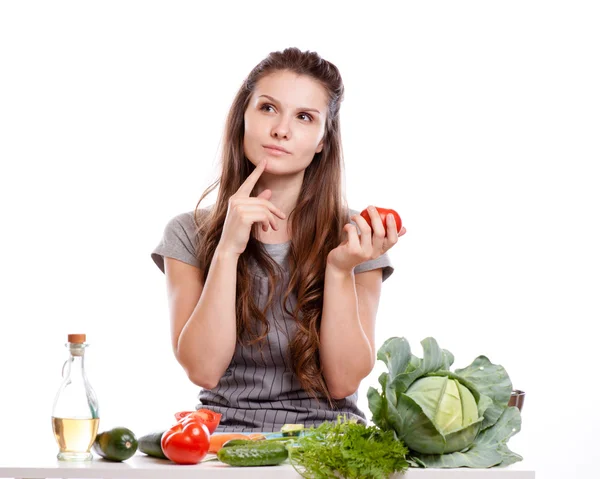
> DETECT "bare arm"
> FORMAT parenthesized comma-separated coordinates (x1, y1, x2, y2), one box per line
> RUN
(321, 207, 401, 399)
(165, 249, 240, 389)
(163, 159, 285, 389)
(319, 266, 382, 399)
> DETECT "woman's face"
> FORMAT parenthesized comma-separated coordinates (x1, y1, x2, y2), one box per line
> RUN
(243, 70, 328, 175)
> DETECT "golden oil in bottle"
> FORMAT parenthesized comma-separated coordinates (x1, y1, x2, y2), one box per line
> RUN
(52, 417, 99, 459)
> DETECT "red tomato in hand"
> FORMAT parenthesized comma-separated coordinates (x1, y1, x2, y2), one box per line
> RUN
(174, 409, 222, 435)
(359, 207, 402, 234)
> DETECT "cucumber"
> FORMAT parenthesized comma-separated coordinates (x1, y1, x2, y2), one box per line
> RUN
(138, 431, 168, 460)
(222, 439, 256, 448)
(281, 424, 304, 437)
(217, 442, 288, 467)
(93, 427, 138, 462)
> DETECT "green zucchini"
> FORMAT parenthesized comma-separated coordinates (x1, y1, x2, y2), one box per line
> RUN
(138, 431, 168, 460)
(93, 427, 138, 462)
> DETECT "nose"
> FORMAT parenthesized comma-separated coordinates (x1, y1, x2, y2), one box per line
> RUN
(271, 118, 291, 140)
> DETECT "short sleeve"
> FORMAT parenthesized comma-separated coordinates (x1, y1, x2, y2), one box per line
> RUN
(354, 253, 394, 282)
(151, 211, 201, 274)
(348, 207, 395, 282)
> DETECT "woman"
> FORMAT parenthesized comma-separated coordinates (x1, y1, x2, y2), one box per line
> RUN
(151, 47, 406, 432)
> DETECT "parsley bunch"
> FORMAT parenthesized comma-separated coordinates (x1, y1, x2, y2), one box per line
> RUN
(288, 417, 409, 479)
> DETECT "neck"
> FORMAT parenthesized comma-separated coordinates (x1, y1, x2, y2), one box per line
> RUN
(255, 170, 305, 216)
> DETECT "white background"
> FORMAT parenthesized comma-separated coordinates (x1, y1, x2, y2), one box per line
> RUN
(1, 1, 598, 478)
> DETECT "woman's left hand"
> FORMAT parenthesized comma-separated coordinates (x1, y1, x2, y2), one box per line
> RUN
(327, 206, 407, 273)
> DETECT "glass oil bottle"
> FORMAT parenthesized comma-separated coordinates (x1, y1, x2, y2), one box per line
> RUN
(51, 334, 100, 461)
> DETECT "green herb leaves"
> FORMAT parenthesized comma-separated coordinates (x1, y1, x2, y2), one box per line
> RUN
(288, 416, 409, 479)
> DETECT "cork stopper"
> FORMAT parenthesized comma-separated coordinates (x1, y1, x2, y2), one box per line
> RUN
(68, 334, 86, 344)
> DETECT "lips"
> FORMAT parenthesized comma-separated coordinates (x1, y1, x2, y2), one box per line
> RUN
(263, 145, 291, 154)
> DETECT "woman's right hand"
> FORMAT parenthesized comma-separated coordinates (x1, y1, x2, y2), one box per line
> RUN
(217, 159, 287, 257)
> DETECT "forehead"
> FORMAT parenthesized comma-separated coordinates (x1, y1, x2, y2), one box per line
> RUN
(253, 71, 328, 111)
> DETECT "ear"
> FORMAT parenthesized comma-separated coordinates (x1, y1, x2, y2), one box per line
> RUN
(316, 137, 325, 154)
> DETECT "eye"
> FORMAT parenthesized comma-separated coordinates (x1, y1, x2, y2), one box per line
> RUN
(298, 113, 313, 122)
(260, 103, 275, 113)
(259, 103, 313, 122)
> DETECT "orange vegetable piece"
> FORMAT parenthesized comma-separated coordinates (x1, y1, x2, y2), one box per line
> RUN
(209, 433, 248, 453)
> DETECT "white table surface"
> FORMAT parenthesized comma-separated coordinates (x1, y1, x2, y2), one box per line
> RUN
(0, 451, 536, 479)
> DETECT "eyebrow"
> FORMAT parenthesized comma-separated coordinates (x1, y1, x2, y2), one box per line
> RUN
(258, 95, 321, 115)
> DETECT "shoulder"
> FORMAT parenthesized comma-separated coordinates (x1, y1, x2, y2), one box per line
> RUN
(165, 205, 213, 233)
(151, 205, 214, 274)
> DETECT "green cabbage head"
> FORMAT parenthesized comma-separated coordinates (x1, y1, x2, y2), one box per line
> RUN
(368, 337, 523, 468)
(399, 375, 482, 454)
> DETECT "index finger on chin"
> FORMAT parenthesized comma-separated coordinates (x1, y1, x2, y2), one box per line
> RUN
(238, 159, 267, 196)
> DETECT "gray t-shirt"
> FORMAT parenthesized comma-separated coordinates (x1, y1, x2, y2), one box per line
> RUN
(151, 207, 394, 432)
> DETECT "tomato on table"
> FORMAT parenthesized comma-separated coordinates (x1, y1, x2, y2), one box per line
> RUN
(174, 409, 222, 434)
(161, 415, 211, 465)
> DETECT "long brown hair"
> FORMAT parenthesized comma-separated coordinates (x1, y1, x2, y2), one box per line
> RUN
(192, 47, 348, 405)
